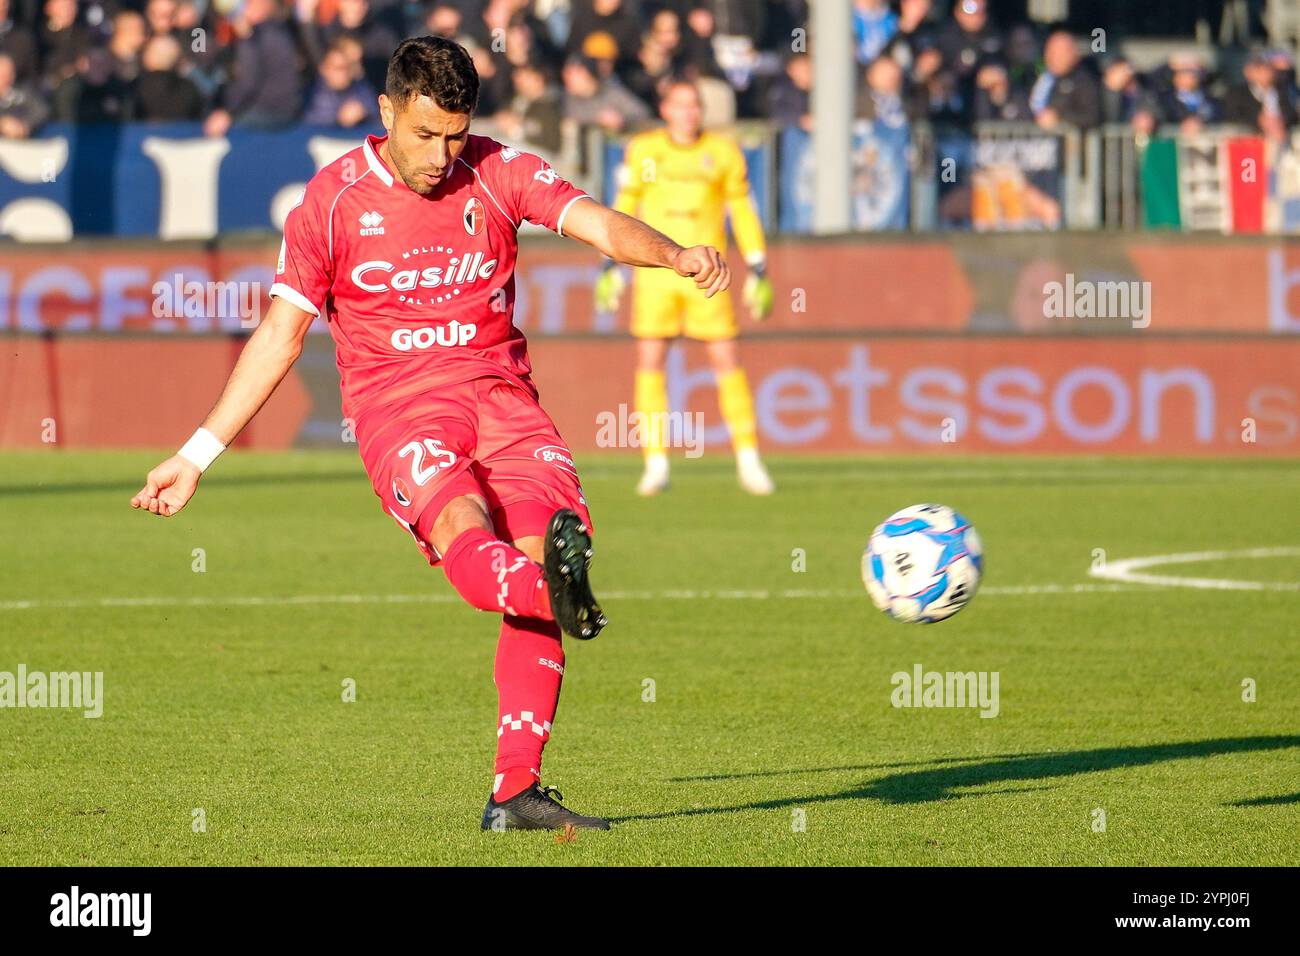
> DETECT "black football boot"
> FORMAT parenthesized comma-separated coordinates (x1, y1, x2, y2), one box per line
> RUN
(543, 509, 607, 640)
(480, 784, 611, 831)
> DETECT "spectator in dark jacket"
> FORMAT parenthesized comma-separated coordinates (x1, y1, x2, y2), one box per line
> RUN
(626, 33, 672, 111)
(106, 8, 147, 82)
(37, 0, 90, 89)
(767, 51, 811, 130)
(0, 0, 38, 84)
(1029, 29, 1101, 130)
(678, 4, 723, 79)
(937, 0, 1002, 86)
(1221, 51, 1296, 140)
(973, 59, 1032, 122)
(134, 33, 202, 119)
(1100, 56, 1156, 134)
(205, 0, 302, 136)
(567, 0, 641, 74)
(1155, 52, 1219, 134)
(0, 50, 49, 135)
(301, 40, 376, 126)
(52, 9, 145, 121)
(882, 0, 938, 75)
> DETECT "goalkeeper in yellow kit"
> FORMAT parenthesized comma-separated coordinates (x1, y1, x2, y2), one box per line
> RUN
(596, 79, 776, 496)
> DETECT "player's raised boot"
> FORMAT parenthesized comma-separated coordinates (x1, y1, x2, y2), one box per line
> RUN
(480, 784, 611, 831)
(636, 453, 670, 496)
(736, 447, 775, 496)
(544, 509, 607, 640)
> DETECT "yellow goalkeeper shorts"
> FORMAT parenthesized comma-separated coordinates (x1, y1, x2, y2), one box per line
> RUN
(630, 267, 737, 341)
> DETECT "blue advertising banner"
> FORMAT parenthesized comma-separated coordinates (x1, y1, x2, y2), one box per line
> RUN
(777, 120, 910, 233)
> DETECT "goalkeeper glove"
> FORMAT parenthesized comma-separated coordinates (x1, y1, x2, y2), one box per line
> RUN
(594, 262, 626, 314)
(743, 266, 774, 322)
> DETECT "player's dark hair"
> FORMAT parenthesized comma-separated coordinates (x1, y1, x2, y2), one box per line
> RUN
(385, 36, 480, 114)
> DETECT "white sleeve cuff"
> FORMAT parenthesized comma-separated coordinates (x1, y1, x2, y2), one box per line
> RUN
(555, 194, 592, 238)
(269, 282, 321, 317)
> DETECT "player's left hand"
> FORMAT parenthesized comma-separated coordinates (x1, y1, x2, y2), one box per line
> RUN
(743, 273, 774, 321)
(672, 245, 729, 298)
(131, 455, 201, 517)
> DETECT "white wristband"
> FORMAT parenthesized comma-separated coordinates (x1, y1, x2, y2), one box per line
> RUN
(177, 428, 226, 473)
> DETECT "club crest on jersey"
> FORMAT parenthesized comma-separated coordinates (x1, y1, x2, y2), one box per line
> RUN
(359, 210, 385, 236)
(534, 444, 578, 476)
(392, 476, 412, 507)
(462, 197, 485, 236)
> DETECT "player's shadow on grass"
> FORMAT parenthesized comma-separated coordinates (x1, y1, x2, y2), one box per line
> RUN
(612, 735, 1300, 823)
(669, 752, 1056, 782)
(1225, 792, 1300, 807)
(0, 471, 366, 498)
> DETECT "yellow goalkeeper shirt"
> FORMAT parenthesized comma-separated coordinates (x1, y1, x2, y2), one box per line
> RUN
(612, 128, 766, 262)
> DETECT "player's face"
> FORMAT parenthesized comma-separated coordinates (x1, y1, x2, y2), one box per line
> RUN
(660, 84, 702, 140)
(379, 93, 471, 196)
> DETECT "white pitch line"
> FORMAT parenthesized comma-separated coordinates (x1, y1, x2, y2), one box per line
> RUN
(0, 582, 1167, 612)
(1089, 546, 1300, 592)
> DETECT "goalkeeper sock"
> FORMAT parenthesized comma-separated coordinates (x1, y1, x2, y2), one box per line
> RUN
(634, 369, 670, 456)
(493, 614, 564, 800)
(441, 527, 551, 620)
(718, 367, 759, 453)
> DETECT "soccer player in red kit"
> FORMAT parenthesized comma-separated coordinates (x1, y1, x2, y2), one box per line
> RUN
(130, 37, 729, 832)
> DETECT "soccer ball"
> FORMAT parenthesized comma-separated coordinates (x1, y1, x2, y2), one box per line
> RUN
(862, 504, 983, 623)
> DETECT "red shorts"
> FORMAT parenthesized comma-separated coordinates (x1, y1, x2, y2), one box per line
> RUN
(355, 376, 593, 566)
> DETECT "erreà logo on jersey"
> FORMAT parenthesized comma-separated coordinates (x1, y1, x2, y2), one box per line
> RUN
(351, 252, 498, 293)
(463, 197, 485, 236)
(359, 211, 385, 236)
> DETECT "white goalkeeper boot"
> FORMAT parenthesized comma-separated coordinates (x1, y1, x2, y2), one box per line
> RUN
(736, 447, 775, 496)
(636, 453, 670, 496)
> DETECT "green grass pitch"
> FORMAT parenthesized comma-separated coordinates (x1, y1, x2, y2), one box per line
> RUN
(1, 451, 1297, 865)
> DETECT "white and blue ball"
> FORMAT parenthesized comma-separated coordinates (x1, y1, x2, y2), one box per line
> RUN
(862, 504, 983, 623)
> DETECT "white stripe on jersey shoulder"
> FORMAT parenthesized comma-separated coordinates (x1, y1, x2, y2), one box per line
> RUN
(326, 167, 371, 260)
(363, 138, 394, 187)
(556, 194, 593, 238)
(457, 155, 516, 228)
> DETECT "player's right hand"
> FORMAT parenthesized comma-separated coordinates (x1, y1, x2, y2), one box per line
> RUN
(131, 455, 201, 517)
(594, 262, 625, 313)
(673, 245, 730, 298)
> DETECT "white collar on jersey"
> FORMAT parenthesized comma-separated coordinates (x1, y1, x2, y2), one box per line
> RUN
(363, 135, 395, 188)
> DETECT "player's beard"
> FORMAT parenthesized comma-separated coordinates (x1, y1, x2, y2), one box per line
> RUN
(387, 136, 439, 196)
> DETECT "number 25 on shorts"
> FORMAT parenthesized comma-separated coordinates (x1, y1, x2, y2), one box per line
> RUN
(398, 437, 458, 486)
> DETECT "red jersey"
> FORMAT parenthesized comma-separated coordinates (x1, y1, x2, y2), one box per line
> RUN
(269, 133, 591, 420)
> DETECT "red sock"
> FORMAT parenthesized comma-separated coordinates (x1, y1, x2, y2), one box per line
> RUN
(493, 614, 564, 801)
(440, 528, 551, 620)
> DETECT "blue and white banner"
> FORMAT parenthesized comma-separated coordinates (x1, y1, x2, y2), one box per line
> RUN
(778, 120, 910, 233)
(0, 121, 384, 240)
